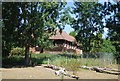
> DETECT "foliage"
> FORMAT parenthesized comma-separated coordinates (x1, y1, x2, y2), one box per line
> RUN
(100, 39, 116, 53)
(2, 56, 25, 67)
(90, 31, 103, 53)
(104, 2, 120, 62)
(2, 2, 120, 66)
(69, 31, 76, 38)
(3, 53, 119, 69)
(71, 2, 118, 61)
(72, 2, 105, 52)
(9, 47, 25, 56)
(37, 36, 54, 49)
(2, 3, 21, 57)
(2, 2, 67, 65)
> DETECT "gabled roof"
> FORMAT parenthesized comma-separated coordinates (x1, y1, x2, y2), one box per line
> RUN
(49, 29, 76, 42)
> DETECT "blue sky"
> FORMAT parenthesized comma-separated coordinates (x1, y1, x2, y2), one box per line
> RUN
(63, 2, 74, 34)
(63, 1, 114, 38)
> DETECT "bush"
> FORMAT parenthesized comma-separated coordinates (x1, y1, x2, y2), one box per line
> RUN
(9, 47, 25, 56)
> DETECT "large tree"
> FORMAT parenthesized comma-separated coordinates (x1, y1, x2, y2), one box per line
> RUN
(2, 2, 21, 57)
(105, 2, 120, 62)
(101, 39, 116, 53)
(90, 31, 103, 53)
(2, 2, 66, 65)
(72, 2, 105, 52)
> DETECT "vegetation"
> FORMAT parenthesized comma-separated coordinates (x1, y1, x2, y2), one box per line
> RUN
(3, 53, 118, 69)
(2, 2, 67, 65)
(9, 47, 25, 56)
(71, 2, 104, 52)
(101, 39, 116, 53)
(69, 31, 77, 38)
(2, 1, 120, 67)
(105, 2, 120, 63)
(2, 56, 25, 67)
(70, 2, 120, 63)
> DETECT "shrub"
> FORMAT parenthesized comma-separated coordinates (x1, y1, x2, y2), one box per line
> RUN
(9, 47, 25, 56)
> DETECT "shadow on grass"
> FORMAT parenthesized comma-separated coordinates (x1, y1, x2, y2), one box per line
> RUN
(2, 56, 49, 68)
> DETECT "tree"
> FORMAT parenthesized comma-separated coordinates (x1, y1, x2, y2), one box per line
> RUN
(101, 39, 116, 53)
(72, 2, 105, 52)
(2, 2, 21, 57)
(104, 2, 120, 63)
(69, 31, 76, 37)
(2, 2, 67, 66)
(90, 31, 103, 53)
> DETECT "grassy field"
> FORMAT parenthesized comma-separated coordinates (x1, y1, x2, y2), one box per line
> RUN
(31, 53, 119, 69)
(2, 53, 119, 70)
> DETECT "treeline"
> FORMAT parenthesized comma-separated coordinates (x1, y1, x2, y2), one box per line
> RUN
(2, 2, 120, 65)
(70, 2, 120, 63)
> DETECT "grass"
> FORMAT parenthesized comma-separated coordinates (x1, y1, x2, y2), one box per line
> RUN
(31, 53, 60, 65)
(2, 56, 25, 67)
(2, 53, 120, 70)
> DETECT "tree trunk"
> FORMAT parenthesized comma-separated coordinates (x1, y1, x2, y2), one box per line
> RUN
(25, 46, 30, 66)
(40, 47, 44, 53)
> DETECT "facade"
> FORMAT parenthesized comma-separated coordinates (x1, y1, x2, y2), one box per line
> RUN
(30, 30, 82, 54)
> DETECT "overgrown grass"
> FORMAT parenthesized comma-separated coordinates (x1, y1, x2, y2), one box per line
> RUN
(50, 57, 81, 75)
(31, 53, 82, 65)
(31, 53, 60, 65)
(2, 53, 119, 69)
(80, 58, 98, 66)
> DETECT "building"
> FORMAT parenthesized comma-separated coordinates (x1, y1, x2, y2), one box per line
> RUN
(30, 30, 82, 54)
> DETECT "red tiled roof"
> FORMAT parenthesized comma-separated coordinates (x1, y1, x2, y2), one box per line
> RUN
(49, 29, 76, 42)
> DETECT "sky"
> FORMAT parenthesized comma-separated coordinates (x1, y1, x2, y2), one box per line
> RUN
(62, 1, 114, 38)
(63, 2, 74, 34)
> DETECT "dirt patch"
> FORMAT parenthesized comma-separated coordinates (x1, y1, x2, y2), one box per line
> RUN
(72, 68, 119, 79)
(2, 65, 71, 79)
(1, 65, 119, 79)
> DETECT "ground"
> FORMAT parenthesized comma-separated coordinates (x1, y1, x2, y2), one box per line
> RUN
(1, 64, 119, 79)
